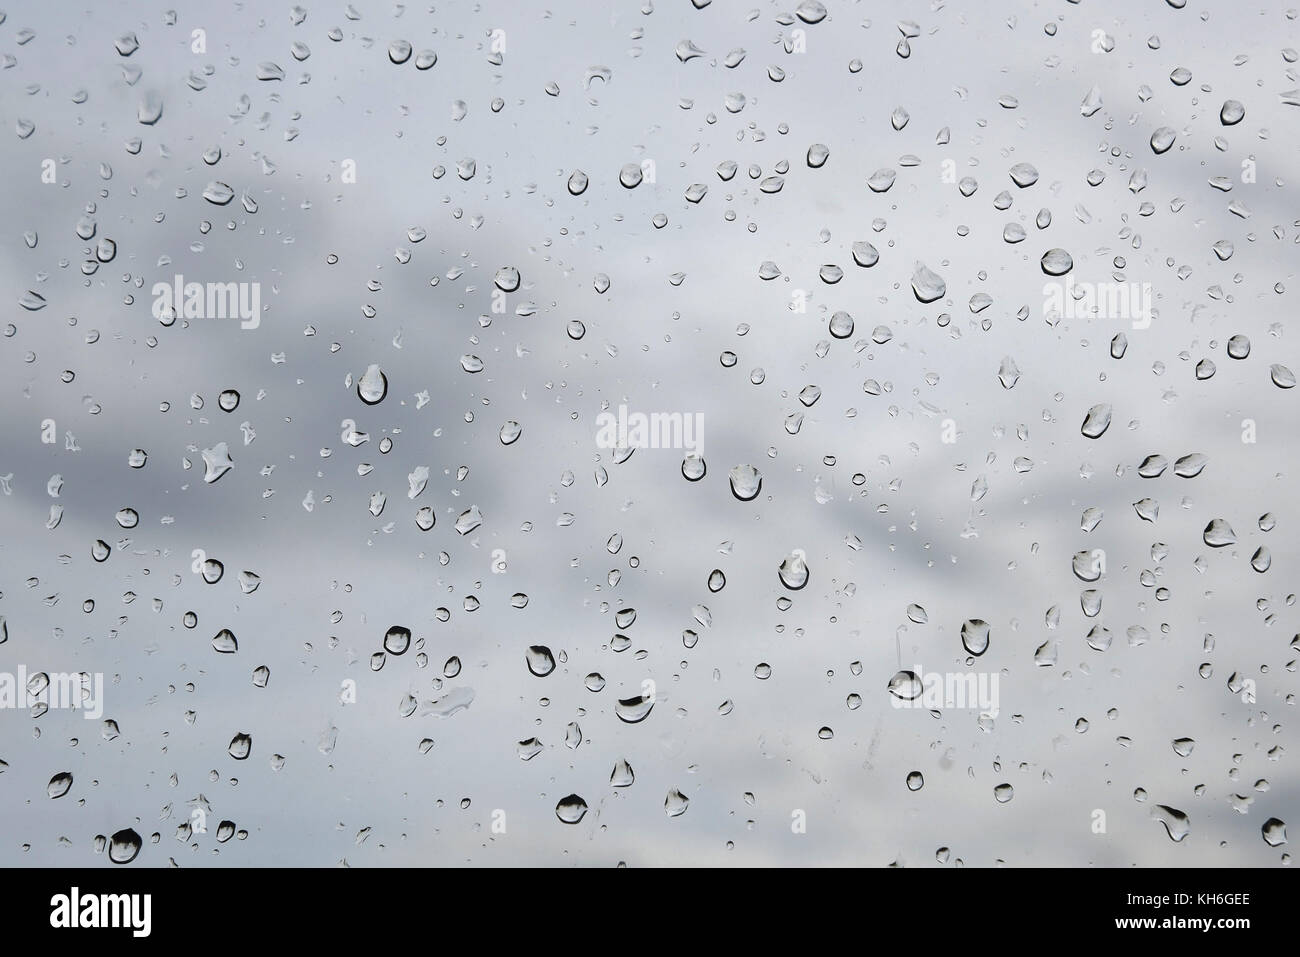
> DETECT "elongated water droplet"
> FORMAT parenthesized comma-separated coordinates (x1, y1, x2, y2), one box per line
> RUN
(47, 772, 73, 799)
(729, 464, 762, 501)
(664, 788, 690, 817)
(1080, 404, 1112, 439)
(961, 619, 990, 656)
(1151, 805, 1190, 842)
(997, 356, 1021, 389)
(228, 732, 252, 760)
(357, 364, 388, 404)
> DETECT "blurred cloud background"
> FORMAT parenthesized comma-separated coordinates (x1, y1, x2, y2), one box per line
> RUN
(0, 0, 1295, 866)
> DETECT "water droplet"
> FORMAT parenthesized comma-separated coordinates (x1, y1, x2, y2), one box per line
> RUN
(47, 772, 73, 799)
(388, 39, 412, 64)
(212, 629, 238, 654)
(357, 364, 388, 404)
(1151, 805, 1190, 841)
(1009, 162, 1038, 187)
(18, 290, 46, 311)
(200, 558, 224, 584)
(997, 356, 1021, 389)
(852, 242, 879, 267)
(615, 694, 655, 723)
(454, 505, 482, 535)
(867, 168, 897, 193)
(888, 670, 923, 701)
(526, 645, 555, 677)
(911, 262, 946, 303)
(1081, 404, 1112, 439)
(778, 550, 809, 589)
(108, 828, 142, 864)
(960, 619, 991, 656)
(1041, 248, 1073, 275)
(795, 1, 827, 24)
(729, 464, 762, 500)
(228, 732, 252, 760)
(619, 163, 644, 189)
(1150, 127, 1177, 154)
(202, 181, 234, 205)
(1203, 519, 1236, 547)
(1081, 85, 1103, 116)
(1220, 100, 1245, 125)
(201, 442, 234, 483)
(611, 758, 635, 787)
(384, 625, 411, 655)
(137, 92, 163, 125)
(556, 795, 588, 824)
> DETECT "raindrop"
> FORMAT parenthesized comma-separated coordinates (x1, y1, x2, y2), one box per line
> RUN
(357, 364, 388, 404)
(778, 550, 810, 590)
(1150, 127, 1177, 154)
(526, 645, 555, 677)
(1262, 818, 1287, 847)
(888, 670, 923, 701)
(108, 829, 142, 864)
(911, 263, 946, 303)
(47, 772, 73, 799)
(1202, 519, 1236, 547)
(555, 795, 588, 824)
(961, 619, 991, 656)
(1041, 248, 1073, 276)
(1081, 404, 1112, 439)
(615, 694, 655, 723)
(1151, 805, 1190, 842)
(729, 464, 762, 501)
(384, 625, 411, 655)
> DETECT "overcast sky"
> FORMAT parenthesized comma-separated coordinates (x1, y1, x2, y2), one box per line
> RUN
(0, 0, 1296, 866)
